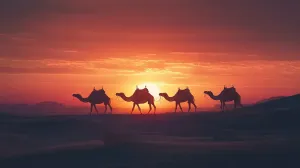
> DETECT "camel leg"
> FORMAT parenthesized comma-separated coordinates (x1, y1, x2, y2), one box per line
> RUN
(93, 104, 98, 115)
(238, 98, 243, 108)
(239, 103, 243, 108)
(220, 101, 227, 110)
(237, 101, 243, 108)
(224, 102, 228, 110)
(220, 101, 225, 112)
(234, 100, 243, 109)
(148, 103, 152, 114)
(178, 103, 183, 112)
(188, 102, 191, 112)
(131, 103, 136, 114)
(136, 104, 142, 114)
(104, 105, 107, 114)
(105, 101, 112, 113)
(174, 103, 178, 113)
(152, 103, 156, 115)
(191, 102, 197, 112)
(219, 101, 223, 110)
(90, 104, 93, 115)
(108, 104, 113, 113)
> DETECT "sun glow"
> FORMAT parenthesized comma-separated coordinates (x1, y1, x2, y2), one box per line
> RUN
(137, 83, 160, 98)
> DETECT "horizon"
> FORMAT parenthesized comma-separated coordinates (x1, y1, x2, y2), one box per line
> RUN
(1, 0, 300, 110)
(0, 94, 293, 115)
(0, 93, 292, 106)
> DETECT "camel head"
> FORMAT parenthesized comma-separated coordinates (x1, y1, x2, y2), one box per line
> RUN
(72, 94, 85, 101)
(72, 94, 82, 99)
(159, 93, 168, 97)
(116, 92, 124, 97)
(72, 93, 90, 103)
(203, 91, 212, 95)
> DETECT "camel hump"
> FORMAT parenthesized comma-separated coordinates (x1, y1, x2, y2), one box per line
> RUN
(131, 87, 151, 101)
(88, 89, 106, 99)
(175, 88, 192, 100)
(223, 86, 236, 92)
(139, 87, 149, 92)
(176, 88, 191, 95)
(143, 87, 149, 92)
(134, 87, 149, 94)
(221, 86, 237, 96)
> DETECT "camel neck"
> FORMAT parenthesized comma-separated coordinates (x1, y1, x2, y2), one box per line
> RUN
(120, 94, 132, 102)
(208, 93, 220, 100)
(82, 97, 90, 102)
(163, 94, 175, 101)
(76, 96, 89, 103)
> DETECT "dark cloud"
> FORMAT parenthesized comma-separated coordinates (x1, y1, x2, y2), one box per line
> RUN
(0, 0, 299, 60)
(2, 0, 299, 31)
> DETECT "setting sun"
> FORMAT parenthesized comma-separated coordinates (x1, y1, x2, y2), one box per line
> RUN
(137, 83, 160, 99)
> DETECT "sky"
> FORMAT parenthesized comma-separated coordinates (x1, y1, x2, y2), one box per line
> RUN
(0, 0, 300, 110)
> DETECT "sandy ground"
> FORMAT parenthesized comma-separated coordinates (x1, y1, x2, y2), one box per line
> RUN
(0, 109, 300, 168)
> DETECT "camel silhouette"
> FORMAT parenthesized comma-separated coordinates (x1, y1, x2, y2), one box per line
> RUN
(159, 87, 197, 112)
(116, 86, 156, 114)
(73, 87, 112, 115)
(204, 86, 243, 111)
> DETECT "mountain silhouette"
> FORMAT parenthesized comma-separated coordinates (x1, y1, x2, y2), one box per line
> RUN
(0, 101, 66, 115)
(33, 101, 66, 113)
(248, 94, 300, 110)
(35, 101, 64, 106)
(255, 96, 286, 104)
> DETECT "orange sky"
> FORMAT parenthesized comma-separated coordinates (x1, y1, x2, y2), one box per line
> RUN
(1, 56, 300, 109)
(0, 0, 300, 111)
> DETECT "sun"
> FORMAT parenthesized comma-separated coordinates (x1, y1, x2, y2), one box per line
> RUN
(137, 83, 160, 98)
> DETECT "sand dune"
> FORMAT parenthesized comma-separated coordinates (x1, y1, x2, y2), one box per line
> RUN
(1, 95, 300, 167)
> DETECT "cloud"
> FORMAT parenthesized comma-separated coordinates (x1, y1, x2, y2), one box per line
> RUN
(2, 58, 299, 91)
(0, 58, 179, 76)
(1, 0, 299, 61)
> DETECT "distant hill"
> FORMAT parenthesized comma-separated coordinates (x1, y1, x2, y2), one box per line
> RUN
(255, 96, 286, 104)
(0, 101, 67, 115)
(214, 104, 251, 109)
(248, 94, 300, 111)
(33, 101, 66, 113)
(35, 101, 64, 106)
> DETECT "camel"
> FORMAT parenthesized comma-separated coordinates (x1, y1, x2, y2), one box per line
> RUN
(159, 87, 197, 112)
(204, 86, 243, 111)
(73, 87, 112, 115)
(116, 86, 156, 114)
